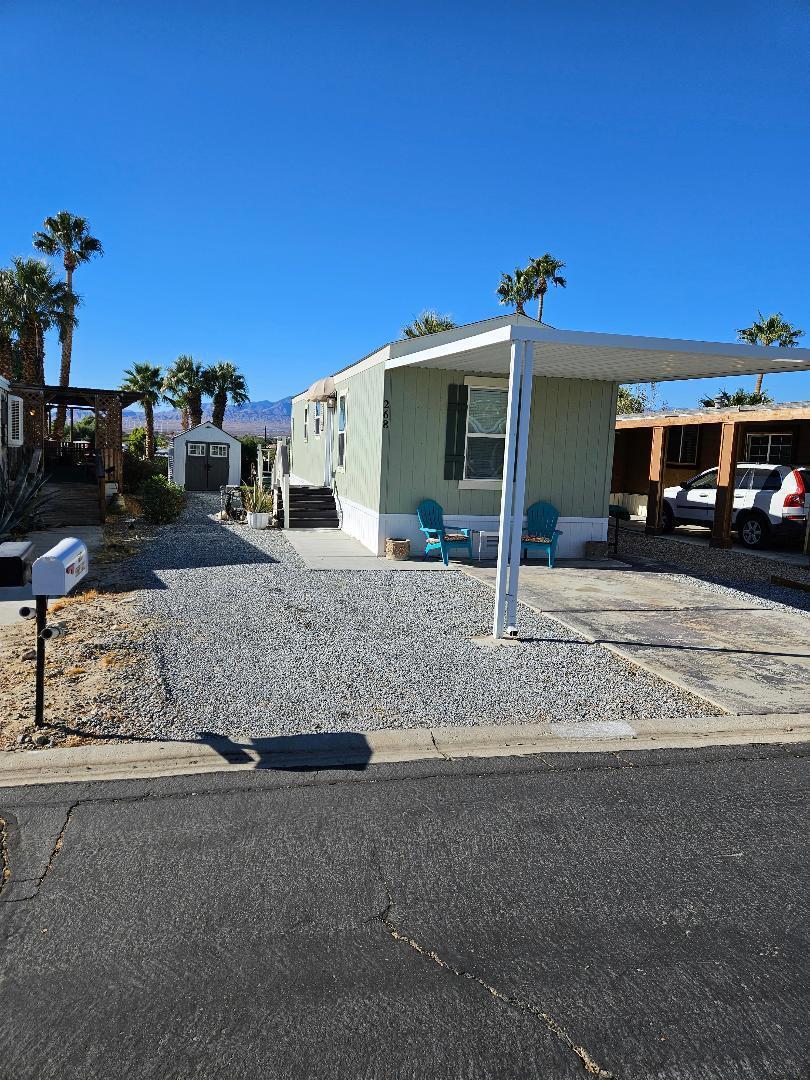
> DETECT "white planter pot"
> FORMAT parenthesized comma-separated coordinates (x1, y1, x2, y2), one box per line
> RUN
(247, 512, 269, 529)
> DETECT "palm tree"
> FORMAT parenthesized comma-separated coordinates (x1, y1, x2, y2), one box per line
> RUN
(402, 311, 457, 338)
(737, 312, 804, 395)
(121, 362, 164, 459)
(496, 267, 535, 316)
(7, 258, 71, 384)
(527, 254, 566, 322)
(0, 268, 19, 381)
(204, 362, 249, 429)
(33, 212, 103, 436)
(699, 388, 774, 408)
(163, 355, 206, 430)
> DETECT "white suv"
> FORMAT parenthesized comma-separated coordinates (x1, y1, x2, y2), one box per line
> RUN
(662, 463, 810, 548)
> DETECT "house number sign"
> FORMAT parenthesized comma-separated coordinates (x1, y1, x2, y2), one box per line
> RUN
(382, 399, 391, 429)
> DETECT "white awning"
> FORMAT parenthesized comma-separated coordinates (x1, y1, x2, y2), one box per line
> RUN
(305, 376, 337, 401)
(384, 317, 810, 383)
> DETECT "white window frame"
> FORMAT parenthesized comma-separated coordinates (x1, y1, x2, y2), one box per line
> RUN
(303, 405, 309, 442)
(313, 400, 322, 439)
(744, 431, 793, 464)
(209, 443, 229, 458)
(7, 395, 24, 447)
(187, 442, 206, 457)
(336, 391, 347, 471)
(459, 376, 509, 490)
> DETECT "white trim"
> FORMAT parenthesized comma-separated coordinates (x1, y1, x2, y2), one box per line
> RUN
(464, 374, 508, 388)
(333, 492, 382, 554)
(459, 479, 501, 490)
(336, 389, 347, 472)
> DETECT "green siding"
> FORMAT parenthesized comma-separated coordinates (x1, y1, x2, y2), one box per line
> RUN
(289, 361, 385, 512)
(382, 367, 617, 518)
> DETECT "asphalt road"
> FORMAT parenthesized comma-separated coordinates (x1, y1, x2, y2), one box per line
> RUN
(1, 744, 807, 1080)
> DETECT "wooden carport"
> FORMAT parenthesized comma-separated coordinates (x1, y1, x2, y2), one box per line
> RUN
(614, 401, 810, 547)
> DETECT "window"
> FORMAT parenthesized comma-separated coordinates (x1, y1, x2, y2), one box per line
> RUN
(314, 401, 322, 438)
(187, 442, 206, 456)
(464, 386, 508, 480)
(7, 395, 23, 447)
(688, 469, 718, 490)
(749, 468, 782, 491)
(209, 444, 229, 458)
(745, 432, 793, 464)
(303, 406, 308, 442)
(667, 425, 699, 466)
(337, 392, 347, 469)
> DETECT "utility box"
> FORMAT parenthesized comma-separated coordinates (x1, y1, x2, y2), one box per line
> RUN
(31, 537, 89, 597)
(0, 541, 34, 587)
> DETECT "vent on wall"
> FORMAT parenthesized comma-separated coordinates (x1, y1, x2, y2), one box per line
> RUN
(8, 395, 23, 446)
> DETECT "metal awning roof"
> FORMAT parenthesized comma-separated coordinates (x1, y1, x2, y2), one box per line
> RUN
(11, 383, 141, 408)
(384, 316, 810, 383)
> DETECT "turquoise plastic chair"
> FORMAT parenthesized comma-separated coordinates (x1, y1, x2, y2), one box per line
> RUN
(522, 501, 563, 567)
(417, 499, 473, 565)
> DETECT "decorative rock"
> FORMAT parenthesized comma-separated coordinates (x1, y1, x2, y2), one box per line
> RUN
(21, 649, 36, 661)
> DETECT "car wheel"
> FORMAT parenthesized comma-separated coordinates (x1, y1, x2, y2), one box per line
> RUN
(661, 504, 675, 532)
(737, 512, 770, 549)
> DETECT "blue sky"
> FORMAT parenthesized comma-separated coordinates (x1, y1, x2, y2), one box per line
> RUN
(2, 0, 808, 407)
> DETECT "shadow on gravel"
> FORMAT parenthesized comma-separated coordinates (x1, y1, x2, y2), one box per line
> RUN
(134, 528, 279, 588)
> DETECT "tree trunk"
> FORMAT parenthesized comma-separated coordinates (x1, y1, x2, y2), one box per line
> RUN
(19, 321, 39, 383)
(52, 264, 74, 439)
(0, 337, 12, 381)
(189, 392, 203, 428)
(537, 287, 545, 323)
(754, 373, 764, 396)
(181, 406, 190, 431)
(212, 391, 226, 429)
(144, 401, 155, 459)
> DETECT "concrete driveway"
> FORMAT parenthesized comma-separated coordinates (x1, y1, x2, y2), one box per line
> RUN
(466, 564, 810, 715)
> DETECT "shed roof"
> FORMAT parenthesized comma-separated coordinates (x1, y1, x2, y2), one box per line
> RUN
(172, 421, 240, 442)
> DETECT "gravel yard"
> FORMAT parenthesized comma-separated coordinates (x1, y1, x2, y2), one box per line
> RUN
(617, 526, 810, 615)
(122, 495, 716, 739)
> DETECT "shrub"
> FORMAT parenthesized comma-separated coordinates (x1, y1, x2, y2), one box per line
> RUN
(138, 475, 186, 525)
(128, 427, 147, 457)
(122, 449, 168, 494)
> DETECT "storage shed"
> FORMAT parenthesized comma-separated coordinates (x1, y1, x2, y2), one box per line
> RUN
(170, 422, 241, 490)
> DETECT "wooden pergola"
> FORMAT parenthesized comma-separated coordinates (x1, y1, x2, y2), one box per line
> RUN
(616, 402, 810, 547)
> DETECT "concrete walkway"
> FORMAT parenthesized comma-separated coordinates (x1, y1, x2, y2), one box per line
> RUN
(283, 528, 454, 570)
(466, 563, 810, 715)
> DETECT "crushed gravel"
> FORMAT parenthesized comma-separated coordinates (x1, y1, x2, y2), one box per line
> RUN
(616, 527, 810, 616)
(122, 495, 718, 739)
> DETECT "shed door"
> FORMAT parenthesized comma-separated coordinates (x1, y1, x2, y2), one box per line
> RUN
(185, 441, 230, 490)
(207, 443, 230, 489)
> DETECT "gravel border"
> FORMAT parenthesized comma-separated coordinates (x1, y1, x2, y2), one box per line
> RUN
(116, 495, 720, 740)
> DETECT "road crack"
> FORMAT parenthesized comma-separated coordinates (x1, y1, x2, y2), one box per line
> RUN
(0, 817, 10, 898)
(33, 802, 79, 896)
(375, 870, 616, 1078)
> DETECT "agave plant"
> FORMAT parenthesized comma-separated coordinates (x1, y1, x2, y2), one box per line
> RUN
(0, 456, 54, 538)
(240, 481, 273, 514)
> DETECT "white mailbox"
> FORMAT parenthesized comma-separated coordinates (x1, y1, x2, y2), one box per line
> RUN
(31, 537, 89, 597)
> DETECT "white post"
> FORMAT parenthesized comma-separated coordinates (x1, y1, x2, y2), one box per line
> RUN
(324, 403, 334, 488)
(492, 341, 523, 638)
(505, 341, 534, 630)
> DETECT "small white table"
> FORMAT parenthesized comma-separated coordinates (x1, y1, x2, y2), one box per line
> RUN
(477, 530, 500, 560)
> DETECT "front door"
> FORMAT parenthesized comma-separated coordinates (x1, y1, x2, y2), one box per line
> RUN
(186, 441, 230, 490)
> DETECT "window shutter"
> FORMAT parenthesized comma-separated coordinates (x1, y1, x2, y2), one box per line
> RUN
(8, 395, 23, 446)
(443, 384, 468, 480)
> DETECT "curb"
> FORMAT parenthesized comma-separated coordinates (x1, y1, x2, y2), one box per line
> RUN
(0, 714, 808, 788)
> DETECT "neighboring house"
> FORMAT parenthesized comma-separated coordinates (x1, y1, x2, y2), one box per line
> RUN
(1, 375, 24, 475)
(612, 401, 810, 543)
(170, 422, 241, 490)
(288, 315, 810, 563)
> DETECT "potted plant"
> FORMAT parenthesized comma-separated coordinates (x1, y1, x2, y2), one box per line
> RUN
(241, 481, 273, 529)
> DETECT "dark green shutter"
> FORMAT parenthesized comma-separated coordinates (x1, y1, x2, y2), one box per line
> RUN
(444, 384, 468, 480)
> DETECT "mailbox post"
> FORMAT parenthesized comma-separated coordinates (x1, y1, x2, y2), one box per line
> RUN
(27, 538, 89, 728)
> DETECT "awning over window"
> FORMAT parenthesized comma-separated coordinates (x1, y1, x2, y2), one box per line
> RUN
(305, 376, 337, 401)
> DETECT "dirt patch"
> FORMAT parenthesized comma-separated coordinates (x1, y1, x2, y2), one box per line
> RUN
(0, 505, 169, 752)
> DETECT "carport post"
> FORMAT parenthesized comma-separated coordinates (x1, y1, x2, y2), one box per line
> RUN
(493, 341, 524, 638)
(505, 342, 534, 630)
(645, 425, 669, 534)
(710, 421, 739, 549)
